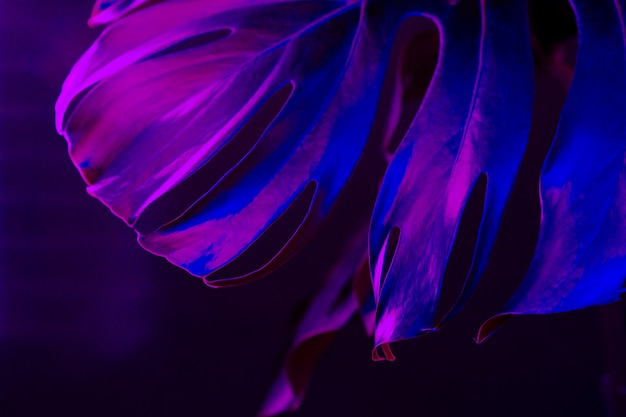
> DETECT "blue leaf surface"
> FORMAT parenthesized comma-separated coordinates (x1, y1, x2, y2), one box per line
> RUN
(478, 0, 626, 342)
(369, 0, 534, 352)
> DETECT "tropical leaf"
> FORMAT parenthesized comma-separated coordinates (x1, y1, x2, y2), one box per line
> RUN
(478, 0, 626, 342)
(56, 0, 626, 407)
(57, 0, 401, 286)
(369, 0, 534, 354)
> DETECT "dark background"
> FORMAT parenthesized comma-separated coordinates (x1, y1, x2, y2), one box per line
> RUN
(0, 1, 623, 416)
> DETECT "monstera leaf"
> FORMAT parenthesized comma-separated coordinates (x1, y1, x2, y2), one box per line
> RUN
(477, 0, 626, 342)
(57, 0, 400, 287)
(368, 0, 534, 354)
(57, 0, 626, 414)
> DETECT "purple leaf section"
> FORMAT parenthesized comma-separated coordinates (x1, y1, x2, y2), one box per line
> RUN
(56, 1, 398, 284)
(478, 0, 626, 343)
(369, 0, 534, 350)
(259, 226, 368, 416)
(89, 0, 159, 26)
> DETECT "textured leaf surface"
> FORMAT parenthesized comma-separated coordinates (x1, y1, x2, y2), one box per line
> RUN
(57, 0, 397, 284)
(478, 0, 626, 342)
(369, 0, 534, 350)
